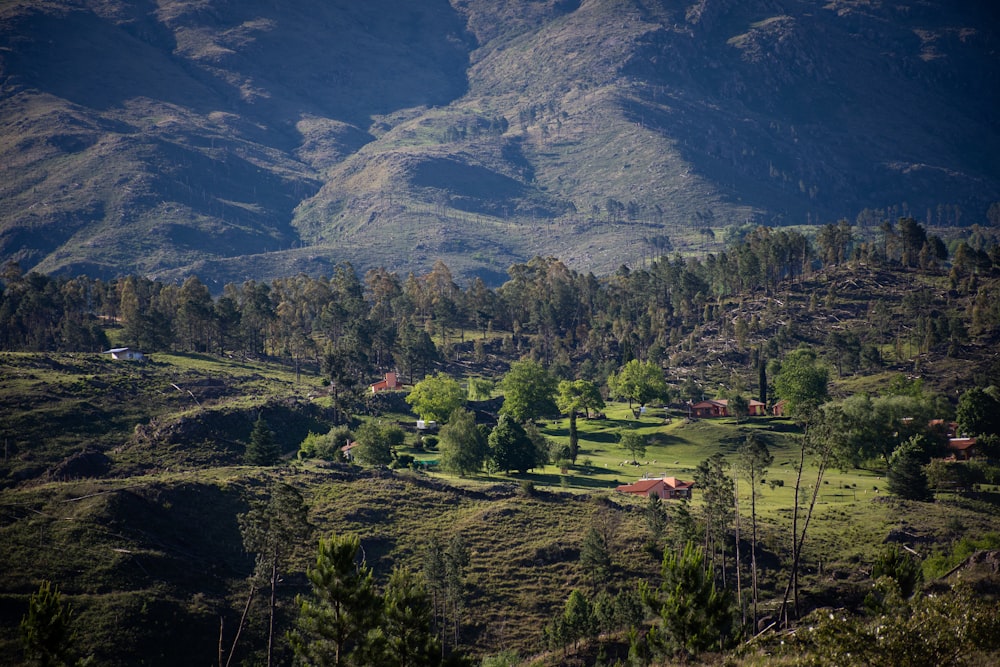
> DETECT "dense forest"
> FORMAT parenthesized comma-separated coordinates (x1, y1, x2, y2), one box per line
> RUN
(4, 217, 1000, 666)
(4, 218, 999, 391)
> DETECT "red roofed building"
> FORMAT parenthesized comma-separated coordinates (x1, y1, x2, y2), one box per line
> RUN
(690, 399, 728, 418)
(370, 372, 401, 394)
(616, 476, 694, 500)
(689, 398, 766, 418)
(948, 437, 978, 461)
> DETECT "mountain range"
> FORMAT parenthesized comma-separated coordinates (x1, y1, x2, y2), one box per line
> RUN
(1, 0, 998, 286)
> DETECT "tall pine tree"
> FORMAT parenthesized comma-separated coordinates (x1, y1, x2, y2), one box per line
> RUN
(245, 415, 280, 466)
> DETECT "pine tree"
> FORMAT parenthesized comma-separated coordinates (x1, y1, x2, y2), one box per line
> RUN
(887, 437, 932, 501)
(737, 434, 773, 630)
(580, 527, 612, 588)
(641, 542, 734, 658)
(381, 567, 442, 667)
(245, 415, 280, 466)
(289, 534, 380, 666)
(235, 483, 311, 667)
(20, 580, 88, 667)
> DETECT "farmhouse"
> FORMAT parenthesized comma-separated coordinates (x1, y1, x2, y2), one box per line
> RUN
(102, 347, 145, 361)
(616, 475, 694, 500)
(370, 372, 401, 394)
(689, 398, 766, 418)
(948, 437, 978, 461)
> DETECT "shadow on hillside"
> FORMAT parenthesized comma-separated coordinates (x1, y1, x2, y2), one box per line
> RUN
(474, 470, 618, 491)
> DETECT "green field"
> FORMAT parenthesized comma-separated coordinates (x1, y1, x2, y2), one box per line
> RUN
(2, 352, 999, 665)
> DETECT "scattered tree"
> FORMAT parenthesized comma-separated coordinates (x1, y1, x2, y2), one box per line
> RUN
(245, 415, 281, 466)
(20, 580, 89, 667)
(236, 483, 311, 667)
(555, 379, 604, 462)
(437, 407, 488, 476)
(887, 436, 932, 501)
(956, 386, 1000, 437)
(693, 454, 734, 583)
(607, 359, 669, 411)
(488, 415, 543, 474)
(406, 373, 466, 424)
(641, 541, 734, 659)
(736, 434, 772, 629)
(422, 534, 470, 653)
(772, 347, 830, 421)
(619, 429, 647, 465)
(544, 590, 595, 654)
(289, 534, 380, 666)
(580, 527, 613, 590)
(352, 421, 398, 466)
(728, 394, 749, 423)
(498, 359, 558, 422)
(380, 566, 442, 666)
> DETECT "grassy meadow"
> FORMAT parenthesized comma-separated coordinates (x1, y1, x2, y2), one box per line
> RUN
(2, 352, 1000, 665)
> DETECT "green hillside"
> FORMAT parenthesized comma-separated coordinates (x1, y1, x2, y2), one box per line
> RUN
(2, 243, 1000, 665)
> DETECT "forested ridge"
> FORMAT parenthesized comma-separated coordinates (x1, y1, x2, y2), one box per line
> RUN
(3, 218, 1000, 666)
(4, 219, 999, 389)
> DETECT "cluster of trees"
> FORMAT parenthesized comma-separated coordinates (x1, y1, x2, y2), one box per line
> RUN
(227, 483, 474, 667)
(294, 358, 666, 476)
(3, 220, 997, 395)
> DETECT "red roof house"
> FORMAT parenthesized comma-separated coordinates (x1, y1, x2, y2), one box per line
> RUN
(690, 399, 728, 418)
(948, 437, 978, 461)
(689, 399, 766, 418)
(616, 476, 694, 500)
(370, 372, 401, 394)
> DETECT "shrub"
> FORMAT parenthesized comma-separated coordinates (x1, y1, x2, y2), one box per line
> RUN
(297, 426, 351, 460)
(392, 454, 415, 469)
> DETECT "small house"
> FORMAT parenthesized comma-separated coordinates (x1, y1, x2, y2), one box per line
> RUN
(103, 347, 145, 361)
(948, 437, 978, 461)
(370, 372, 401, 394)
(340, 441, 359, 462)
(616, 475, 694, 500)
(690, 399, 729, 418)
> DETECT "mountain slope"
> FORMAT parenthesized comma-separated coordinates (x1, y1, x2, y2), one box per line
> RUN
(1, 0, 998, 285)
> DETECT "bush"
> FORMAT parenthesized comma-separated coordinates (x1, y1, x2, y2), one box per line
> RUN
(923, 532, 1000, 579)
(383, 424, 406, 448)
(297, 426, 352, 460)
(392, 454, 415, 470)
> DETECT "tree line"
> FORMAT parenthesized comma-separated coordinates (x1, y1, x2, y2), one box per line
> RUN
(3, 218, 1000, 443)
